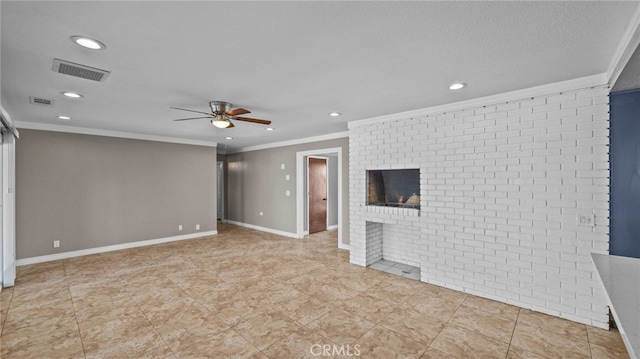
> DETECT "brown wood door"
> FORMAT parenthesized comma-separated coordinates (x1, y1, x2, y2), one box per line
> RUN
(308, 157, 327, 234)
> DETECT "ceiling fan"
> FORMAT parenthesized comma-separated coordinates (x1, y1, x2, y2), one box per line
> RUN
(171, 101, 271, 129)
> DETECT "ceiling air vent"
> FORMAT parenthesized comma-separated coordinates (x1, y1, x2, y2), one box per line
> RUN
(52, 58, 110, 82)
(29, 97, 55, 106)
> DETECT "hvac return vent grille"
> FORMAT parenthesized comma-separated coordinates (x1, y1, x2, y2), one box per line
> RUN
(29, 97, 55, 106)
(52, 58, 110, 82)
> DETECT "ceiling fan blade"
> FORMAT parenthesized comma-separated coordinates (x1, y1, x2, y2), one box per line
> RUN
(234, 116, 272, 125)
(226, 108, 250, 116)
(173, 116, 211, 121)
(170, 107, 215, 116)
(227, 120, 235, 128)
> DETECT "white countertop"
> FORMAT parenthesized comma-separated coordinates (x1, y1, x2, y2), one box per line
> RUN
(591, 253, 640, 359)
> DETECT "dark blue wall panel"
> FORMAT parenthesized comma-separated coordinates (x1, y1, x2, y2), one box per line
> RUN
(610, 89, 640, 258)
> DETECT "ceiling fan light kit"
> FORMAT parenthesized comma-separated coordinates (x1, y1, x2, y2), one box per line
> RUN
(212, 116, 231, 128)
(171, 100, 271, 130)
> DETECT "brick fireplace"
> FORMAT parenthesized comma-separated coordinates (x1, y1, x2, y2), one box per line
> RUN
(348, 84, 610, 328)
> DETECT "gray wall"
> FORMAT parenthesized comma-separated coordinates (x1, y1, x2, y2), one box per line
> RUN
(16, 129, 217, 259)
(226, 137, 349, 243)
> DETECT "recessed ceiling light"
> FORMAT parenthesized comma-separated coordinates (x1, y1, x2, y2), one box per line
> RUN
(449, 83, 467, 90)
(225, 136, 233, 140)
(71, 36, 106, 50)
(57, 115, 71, 120)
(62, 92, 83, 98)
(266, 127, 274, 131)
(329, 112, 341, 117)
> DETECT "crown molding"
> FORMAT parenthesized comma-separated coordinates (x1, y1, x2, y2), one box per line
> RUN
(232, 131, 348, 153)
(348, 73, 608, 129)
(607, 2, 640, 86)
(15, 121, 218, 147)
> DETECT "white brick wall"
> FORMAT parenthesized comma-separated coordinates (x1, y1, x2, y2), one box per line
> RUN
(349, 85, 610, 328)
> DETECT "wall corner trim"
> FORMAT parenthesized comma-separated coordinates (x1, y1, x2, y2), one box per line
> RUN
(15, 230, 218, 266)
(15, 121, 218, 147)
(223, 220, 299, 239)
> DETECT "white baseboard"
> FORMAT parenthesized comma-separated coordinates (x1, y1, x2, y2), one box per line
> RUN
(16, 230, 218, 266)
(338, 243, 352, 250)
(327, 224, 338, 231)
(223, 220, 299, 239)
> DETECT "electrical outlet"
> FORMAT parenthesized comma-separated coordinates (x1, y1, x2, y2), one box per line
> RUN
(286, 190, 291, 197)
(280, 163, 285, 170)
(178, 224, 183, 231)
(53, 240, 60, 248)
(196, 224, 200, 230)
(285, 174, 290, 181)
(576, 213, 595, 227)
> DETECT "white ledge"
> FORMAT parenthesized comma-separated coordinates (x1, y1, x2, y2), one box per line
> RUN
(591, 253, 640, 359)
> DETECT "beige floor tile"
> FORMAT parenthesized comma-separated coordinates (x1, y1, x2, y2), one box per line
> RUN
(355, 325, 427, 359)
(586, 325, 628, 352)
(420, 283, 469, 303)
(379, 307, 447, 346)
(234, 310, 302, 350)
(429, 324, 510, 359)
(448, 304, 517, 343)
(420, 347, 453, 359)
(3, 305, 77, 332)
(510, 321, 591, 359)
(262, 326, 335, 359)
(517, 309, 589, 343)
(400, 291, 461, 322)
(367, 277, 425, 303)
(79, 313, 156, 353)
(211, 295, 270, 327)
(339, 291, 398, 323)
(590, 342, 630, 359)
(150, 302, 228, 349)
(305, 308, 376, 346)
(170, 328, 256, 358)
(1, 223, 632, 358)
(460, 295, 520, 318)
(280, 293, 336, 325)
(506, 346, 551, 359)
(0, 287, 14, 311)
(0, 323, 84, 359)
(83, 329, 175, 359)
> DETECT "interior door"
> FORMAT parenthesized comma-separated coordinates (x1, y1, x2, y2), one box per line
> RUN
(308, 157, 327, 234)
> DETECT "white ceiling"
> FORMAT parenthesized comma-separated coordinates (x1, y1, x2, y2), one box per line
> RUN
(2, 1, 639, 153)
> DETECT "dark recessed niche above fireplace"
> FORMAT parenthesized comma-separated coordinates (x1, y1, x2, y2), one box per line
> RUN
(367, 169, 420, 209)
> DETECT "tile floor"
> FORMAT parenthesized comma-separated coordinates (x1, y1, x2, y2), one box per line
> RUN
(0, 222, 630, 358)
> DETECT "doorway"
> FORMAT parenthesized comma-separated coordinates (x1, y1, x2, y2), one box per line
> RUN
(296, 147, 346, 249)
(308, 157, 328, 234)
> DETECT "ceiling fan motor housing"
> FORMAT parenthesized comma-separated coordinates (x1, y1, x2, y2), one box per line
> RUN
(210, 101, 232, 115)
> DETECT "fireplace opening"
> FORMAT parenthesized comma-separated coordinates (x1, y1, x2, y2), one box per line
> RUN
(367, 169, 420, 209)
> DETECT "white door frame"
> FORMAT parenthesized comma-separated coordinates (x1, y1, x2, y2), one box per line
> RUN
(2, 131, 16, 287)
(296, 147, 346, 249)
